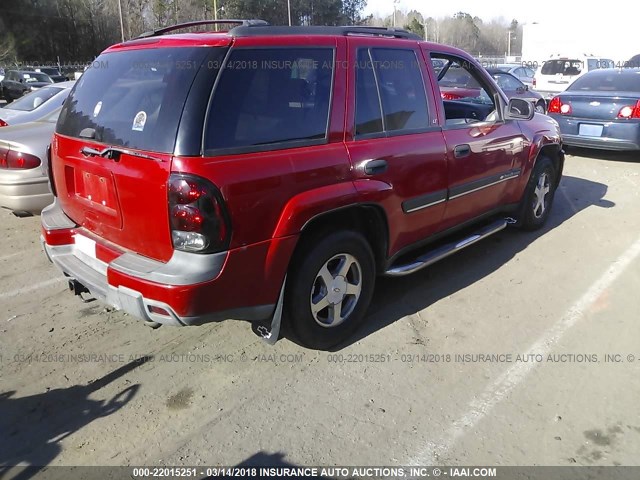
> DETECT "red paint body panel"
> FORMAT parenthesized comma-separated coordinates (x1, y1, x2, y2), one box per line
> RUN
(52, 134, 175, 262)
(107, 236, 296, 317)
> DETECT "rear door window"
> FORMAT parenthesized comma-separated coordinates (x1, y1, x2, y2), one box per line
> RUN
(354, 48, 429, 137)
(205, 48, 334, 153)
(57, 47, 217, 154)
(371, 49, 430, 132)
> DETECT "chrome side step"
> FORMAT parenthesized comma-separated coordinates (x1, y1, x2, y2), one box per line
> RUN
(384, 218, 511, 277)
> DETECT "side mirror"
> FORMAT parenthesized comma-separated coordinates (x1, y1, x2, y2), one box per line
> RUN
(525, 84, 529, 91)
(505, 97, 534, 121)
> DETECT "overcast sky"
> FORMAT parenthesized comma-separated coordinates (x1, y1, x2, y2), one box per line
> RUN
(363, 0, 635, 26)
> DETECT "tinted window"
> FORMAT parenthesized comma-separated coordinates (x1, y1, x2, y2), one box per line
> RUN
(57, 47, 215, 153)
(21, 72, 52, 83)
(370, 49, 429, 132)
(206, 48, 334, 152)
(541, 60, 582, 76)
(492, 73, 523, 91)
(355, 49, 384, 136)
(5, 86, 65, 111)
(569, 72, 640, 92)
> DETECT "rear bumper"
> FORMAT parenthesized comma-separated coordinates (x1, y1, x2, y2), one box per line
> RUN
(552, 116, 640, 151)
(41, 200, 294, 326)
(0, 171, 53, 213)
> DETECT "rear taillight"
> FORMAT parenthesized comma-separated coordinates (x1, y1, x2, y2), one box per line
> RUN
(532, 78, 537, 88)
(548, 96, 572, 115)
(0, 146, 41, 169)
(0, 119, 8, 127)
(168, 173, 230, 254)
(617, 100, 640, 119)
(442, 92, 463, 100)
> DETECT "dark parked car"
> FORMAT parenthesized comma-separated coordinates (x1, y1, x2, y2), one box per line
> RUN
(487, 69, 547, 113)
(547, 68, 640, 151)
(35, 67, 67, 83)
(42, 20, 563, 349)
(0, 70, 54, 102)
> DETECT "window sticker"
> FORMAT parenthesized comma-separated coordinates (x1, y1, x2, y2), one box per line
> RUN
(132, 111, 147, 132)
(93, 101, 102, 118)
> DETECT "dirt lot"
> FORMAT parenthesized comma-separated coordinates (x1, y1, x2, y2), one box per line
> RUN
(1, 148, 640, 474)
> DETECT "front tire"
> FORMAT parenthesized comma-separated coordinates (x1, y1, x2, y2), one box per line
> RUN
(286, 230, 375, 350)
(517, 156, 557, 230)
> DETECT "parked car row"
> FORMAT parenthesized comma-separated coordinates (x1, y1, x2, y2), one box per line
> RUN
(0, 82, 74, 214)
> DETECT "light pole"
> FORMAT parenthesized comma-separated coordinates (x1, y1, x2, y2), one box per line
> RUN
(287, 0, 292, 26)
(507, 30, 514, 57)
(117, 0, 125, 42)
(393, 0, 400, 27)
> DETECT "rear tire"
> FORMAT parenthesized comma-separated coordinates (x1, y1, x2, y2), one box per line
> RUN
(286, 230, 375, 350)
(517, 156, 557, 231)
(534, 101, 546, 114)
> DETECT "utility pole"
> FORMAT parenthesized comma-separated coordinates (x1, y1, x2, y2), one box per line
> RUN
(214, 0, 218, 20)
(507, 31, 512, 57)
(287, 0, 292, 26)
(393, 0, 399, 27)
(117, 0, 125, 42)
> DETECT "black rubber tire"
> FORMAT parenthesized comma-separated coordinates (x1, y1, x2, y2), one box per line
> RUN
(517, 156, 557, 231)
(535, 101, 546, 114)
(286, 230, 375, 350)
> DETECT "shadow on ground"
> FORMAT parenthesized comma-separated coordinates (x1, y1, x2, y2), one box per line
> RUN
(335, 174, 613, 348)
(0, 358, 151, 480)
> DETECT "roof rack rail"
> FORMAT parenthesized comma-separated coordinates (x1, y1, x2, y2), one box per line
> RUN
(137, 19, 269, 39)
(228, 25, 422, 40)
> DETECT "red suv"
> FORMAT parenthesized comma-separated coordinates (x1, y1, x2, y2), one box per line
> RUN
(42, 21, 563, 349)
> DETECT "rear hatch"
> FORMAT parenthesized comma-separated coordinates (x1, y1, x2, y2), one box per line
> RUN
(558, 91, 640, 120)
(52, 44, 226, 262)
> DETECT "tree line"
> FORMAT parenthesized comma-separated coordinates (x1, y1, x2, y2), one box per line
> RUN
(0, 1, 520, 65)
(380, 10, 523, 57)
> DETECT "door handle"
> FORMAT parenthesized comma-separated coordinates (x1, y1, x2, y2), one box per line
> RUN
(363, 159, 388, 175)
(454, 144, 471, 158)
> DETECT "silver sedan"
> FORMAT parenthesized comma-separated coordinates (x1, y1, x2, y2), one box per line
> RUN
(0, 81, 74, 127)
(0, 108, 59, 215)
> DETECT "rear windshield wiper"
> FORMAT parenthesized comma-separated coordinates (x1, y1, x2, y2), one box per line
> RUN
(80, 146, 162, 163)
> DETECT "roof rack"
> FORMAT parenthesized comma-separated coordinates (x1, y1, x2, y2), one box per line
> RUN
(136, 19, 269, 39)
(228, 25, 422, 40)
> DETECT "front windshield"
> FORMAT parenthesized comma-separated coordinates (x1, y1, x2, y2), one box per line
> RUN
(4, 86, 64, 112)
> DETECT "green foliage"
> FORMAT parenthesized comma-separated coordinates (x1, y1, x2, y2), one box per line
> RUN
(0, 0, 369, 62)
(404, 18, 424, 39)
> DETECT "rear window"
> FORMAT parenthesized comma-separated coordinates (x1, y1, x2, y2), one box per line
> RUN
(205, 48, 334, 153)
(57, 47, 213, 153)
(569, 72, 640, 92)
(22, 72, 52, 83)
(541, 60, 583, 76)
(5, 86, 64, 111)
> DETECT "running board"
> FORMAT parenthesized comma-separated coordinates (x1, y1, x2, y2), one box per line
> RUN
(384, 218, 513, 277)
